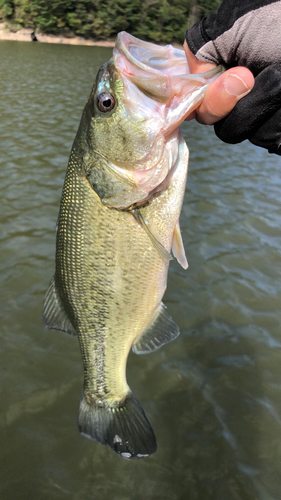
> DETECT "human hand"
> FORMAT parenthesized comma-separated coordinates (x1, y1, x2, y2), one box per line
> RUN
(184, 41, 255, 125)
(184, 0, 281, 155)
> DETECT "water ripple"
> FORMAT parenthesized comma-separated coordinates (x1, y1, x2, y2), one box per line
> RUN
(0, 40, 281, 500)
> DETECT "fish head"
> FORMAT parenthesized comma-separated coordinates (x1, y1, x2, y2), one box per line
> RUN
(77, 32, 223, 208)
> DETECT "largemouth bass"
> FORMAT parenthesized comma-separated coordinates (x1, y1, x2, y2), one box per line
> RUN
(43, 32, 222, 459)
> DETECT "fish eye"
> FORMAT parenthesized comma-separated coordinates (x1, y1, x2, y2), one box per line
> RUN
(97, 93, 116, 113)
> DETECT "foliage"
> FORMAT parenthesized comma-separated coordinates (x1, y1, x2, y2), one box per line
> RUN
(0, 0, 221, 43)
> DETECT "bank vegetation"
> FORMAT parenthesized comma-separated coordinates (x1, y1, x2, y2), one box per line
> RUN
(0, 0, 220, 44)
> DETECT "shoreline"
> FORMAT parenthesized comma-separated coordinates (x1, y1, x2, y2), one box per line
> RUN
(0, 23, 115, 47)
(0, 24, 183, 49)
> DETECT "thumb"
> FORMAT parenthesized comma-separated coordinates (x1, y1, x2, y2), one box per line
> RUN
(184, 41, 255, 124)
(195, 68, 255, 125)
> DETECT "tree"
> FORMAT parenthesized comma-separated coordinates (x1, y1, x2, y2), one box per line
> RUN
(0, 0, 222, 43)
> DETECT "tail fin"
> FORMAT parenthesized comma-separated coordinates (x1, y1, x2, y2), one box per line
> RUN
(78, 392, 157, 460)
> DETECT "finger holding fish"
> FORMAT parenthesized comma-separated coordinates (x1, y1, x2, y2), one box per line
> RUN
(184, 40, 255, 124)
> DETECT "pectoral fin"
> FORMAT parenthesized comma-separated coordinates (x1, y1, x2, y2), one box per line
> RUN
(132, 302, 179, 354)
(172, 221, 188, 269)
(42, 276, 77, 336)
(132, 209, 173, 262)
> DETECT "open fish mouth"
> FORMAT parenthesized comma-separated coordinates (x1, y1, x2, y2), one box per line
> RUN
(113, 31, 223, 105)
(114, 31, 189, 82)
(101, 32, 224, 203)
(91, 32, 225, 208)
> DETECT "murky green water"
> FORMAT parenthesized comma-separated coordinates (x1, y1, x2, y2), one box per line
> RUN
(1, 40, 281, 500)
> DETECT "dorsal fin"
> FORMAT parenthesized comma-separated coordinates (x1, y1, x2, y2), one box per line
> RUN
(132, 302, 179, 354)
(42, 276, 77, 336)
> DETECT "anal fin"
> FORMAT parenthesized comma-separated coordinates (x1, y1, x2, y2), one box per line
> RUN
(132, 302, 179, 354)
(42, 276, 77, 335)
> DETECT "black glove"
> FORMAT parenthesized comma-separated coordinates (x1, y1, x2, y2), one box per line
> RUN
(186, 0, 281, 155)
(215, 64, 281, 155)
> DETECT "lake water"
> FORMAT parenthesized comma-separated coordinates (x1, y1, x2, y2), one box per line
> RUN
(1, 40, 281, 500)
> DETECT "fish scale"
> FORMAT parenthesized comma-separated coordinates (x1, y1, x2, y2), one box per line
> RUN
(45, 138, 186, 446)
